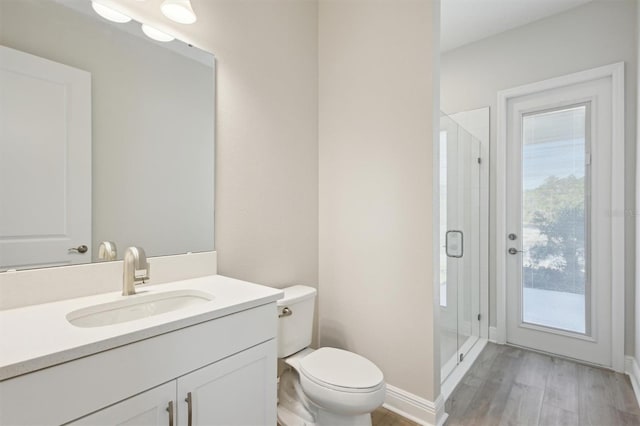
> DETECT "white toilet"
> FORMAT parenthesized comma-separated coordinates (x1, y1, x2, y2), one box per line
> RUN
(277, 285, 386, 426)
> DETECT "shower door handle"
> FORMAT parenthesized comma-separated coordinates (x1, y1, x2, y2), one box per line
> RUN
(446, 230, 463, 258)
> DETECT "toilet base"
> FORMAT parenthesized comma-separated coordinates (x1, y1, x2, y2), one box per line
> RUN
(316, 410, 372, 426)
(277, 405, 317, 426)
(278, 369, 374, 426)
(277, 404, 372, 426)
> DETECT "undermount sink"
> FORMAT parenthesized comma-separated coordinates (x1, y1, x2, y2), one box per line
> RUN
(66, 290, 214, 328)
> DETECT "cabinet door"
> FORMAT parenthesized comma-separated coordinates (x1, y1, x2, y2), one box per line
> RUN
(177, 340, 277, 426)
(69, 382, 176, 426)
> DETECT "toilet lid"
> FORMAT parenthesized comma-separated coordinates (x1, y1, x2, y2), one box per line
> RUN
(299, 347, 384, 390)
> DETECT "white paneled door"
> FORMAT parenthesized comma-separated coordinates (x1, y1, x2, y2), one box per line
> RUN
(503, 70, 618, 367)
(0, 46, 91, 270)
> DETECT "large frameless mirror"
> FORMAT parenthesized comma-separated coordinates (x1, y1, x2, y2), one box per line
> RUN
(0, 0, 215, 271)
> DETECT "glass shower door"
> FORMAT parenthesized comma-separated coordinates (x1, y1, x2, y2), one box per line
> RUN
(439, 113, 481, 382)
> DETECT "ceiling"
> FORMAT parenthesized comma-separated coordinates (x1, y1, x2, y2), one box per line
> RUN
(441, 0, 593, 52)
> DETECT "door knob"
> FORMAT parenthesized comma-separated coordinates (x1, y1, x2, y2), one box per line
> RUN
(69, 245, 88, 254)
(508, 248, 524, 255)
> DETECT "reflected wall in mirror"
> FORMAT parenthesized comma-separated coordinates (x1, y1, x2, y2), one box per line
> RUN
(0, 0, 215, 271)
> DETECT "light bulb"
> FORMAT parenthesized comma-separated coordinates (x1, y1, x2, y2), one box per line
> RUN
(91, 1, 132, 23)
(141, 24, 175, 42)
(161, 0, 197, 24)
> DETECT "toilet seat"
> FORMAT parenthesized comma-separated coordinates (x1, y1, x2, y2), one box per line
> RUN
(297, 359, 386, 416)
(299, 348, 384, 393)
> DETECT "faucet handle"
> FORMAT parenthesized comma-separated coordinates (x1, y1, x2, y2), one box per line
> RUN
(131, 246, 150, 282)
(98, 241, 117, 261)
(135, 263, 150, 281)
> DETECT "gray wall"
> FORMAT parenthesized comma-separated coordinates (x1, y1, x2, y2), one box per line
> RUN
(441, 0, 638, 354)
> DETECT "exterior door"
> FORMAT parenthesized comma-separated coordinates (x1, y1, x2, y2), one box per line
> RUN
(504, 75, 613, 367)
(0, 46, 91, 270)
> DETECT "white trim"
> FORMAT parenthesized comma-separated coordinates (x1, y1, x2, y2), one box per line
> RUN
(609, 63, 626, 373)
(489, 326, 498, 343)
(496, 86, 508, 345)
(383, 385, 447, 426)
(495, 62, 626, 371)
(625, 356, 640, 407)
(441, 338, 488, 400)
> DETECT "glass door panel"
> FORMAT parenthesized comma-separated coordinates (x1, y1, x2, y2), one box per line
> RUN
(457, 128, 481, 357)
(439, 114, 459, 381)
(439, 113, 482, 382)
(521, 106, 589, 334)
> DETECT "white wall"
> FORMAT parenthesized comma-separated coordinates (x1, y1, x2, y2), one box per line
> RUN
(318, 0, 441, 414)
(101, 0, 319, 291)
(440, 0, 638, 354)
(81, 3, 444, 412)
(80, 3, 444, 414)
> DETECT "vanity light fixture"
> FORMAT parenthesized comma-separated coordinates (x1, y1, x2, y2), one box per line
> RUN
(91, 1, 132, 23)
(160, 0, 197, 24)
(141, 24, 175, 42)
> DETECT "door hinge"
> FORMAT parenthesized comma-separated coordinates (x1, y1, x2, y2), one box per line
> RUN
(477, 313, 481, 321)
(477, 157, 482, 164)
(460, 353, 464, 362)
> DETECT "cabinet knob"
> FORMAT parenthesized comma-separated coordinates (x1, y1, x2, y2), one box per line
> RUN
(279, 307, 293, 318)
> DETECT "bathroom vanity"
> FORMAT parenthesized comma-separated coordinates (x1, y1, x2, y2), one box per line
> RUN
(0, 275, 283, 425)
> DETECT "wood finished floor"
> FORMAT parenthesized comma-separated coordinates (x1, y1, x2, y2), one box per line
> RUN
(373, 343, 640, 426)
(372, 407, 420, 426)
(445, 343, 640, 426)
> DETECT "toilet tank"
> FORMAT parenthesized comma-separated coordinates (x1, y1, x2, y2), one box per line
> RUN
(277, 285, 317, 358)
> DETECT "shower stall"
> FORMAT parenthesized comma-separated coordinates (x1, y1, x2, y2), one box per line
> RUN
(439, 111, 486, 390)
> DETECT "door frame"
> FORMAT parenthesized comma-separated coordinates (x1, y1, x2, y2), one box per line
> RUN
(495, 62, 625, 372)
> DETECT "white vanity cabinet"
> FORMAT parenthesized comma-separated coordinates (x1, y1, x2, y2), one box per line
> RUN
(69, 382, 177, 426)
(0, 302, 278, 426)
(71, 341, 275, 426)
(176, 341, 274, 426)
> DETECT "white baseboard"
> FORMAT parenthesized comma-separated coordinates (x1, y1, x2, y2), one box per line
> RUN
(489, 326, 498, 343)
(625, 356, 640, 407)
(383, 385, 447, 426)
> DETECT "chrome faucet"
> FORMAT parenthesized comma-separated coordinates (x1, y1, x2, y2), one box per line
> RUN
(122, 246, 150, 296)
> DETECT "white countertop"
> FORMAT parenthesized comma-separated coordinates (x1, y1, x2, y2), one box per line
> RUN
(0, 275, 283, 381)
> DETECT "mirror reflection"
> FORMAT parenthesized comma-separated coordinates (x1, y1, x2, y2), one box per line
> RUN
(0, 0, 215, 271)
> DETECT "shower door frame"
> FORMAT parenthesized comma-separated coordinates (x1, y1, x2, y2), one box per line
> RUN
(438, 107, 491, 392)
(448, 108, 490, 344)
